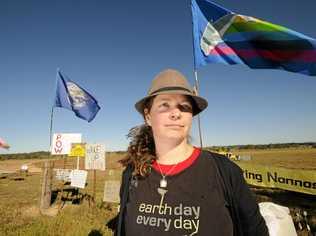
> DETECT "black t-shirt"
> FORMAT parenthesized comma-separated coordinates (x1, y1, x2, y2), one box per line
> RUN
(124, 152, 234, 236)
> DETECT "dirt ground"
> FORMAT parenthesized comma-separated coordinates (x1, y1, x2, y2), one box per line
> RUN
(0, 159, 47, 174)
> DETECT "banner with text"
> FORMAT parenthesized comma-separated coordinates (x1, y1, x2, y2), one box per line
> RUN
(235, 162, 316, 195)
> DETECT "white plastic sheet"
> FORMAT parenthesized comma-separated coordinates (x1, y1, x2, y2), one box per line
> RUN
(259, 202, 297, 236)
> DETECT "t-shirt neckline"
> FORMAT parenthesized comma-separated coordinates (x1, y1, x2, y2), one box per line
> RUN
(152, 147, 201, 176)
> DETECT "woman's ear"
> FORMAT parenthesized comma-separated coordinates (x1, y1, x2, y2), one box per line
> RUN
(144, 108, 152, 126)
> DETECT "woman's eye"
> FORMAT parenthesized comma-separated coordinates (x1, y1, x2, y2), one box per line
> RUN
(156, 102, 170, 111)
(179, 104, 193, 113)
(160, 102, 169, 108)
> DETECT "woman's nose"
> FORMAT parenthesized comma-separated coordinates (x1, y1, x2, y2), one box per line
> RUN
(169, 107, 181, 120)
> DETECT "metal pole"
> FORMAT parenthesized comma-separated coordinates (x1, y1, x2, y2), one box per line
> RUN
(189, 0, 204, 148)
(194, 70, 203, 148)
(50, 68, 59, 152)
(49, 107, 54, 151)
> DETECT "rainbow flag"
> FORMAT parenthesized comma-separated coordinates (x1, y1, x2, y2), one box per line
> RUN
(191, 0, 316, 76)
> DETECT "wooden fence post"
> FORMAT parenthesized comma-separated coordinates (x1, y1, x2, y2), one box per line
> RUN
(40, 161, 53, 210)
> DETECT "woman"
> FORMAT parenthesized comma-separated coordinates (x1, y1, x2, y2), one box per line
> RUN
(114, 69, 268, 236)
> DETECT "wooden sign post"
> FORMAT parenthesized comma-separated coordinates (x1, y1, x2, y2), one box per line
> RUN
(93, 170, 96, 202)
(40, 161, 54, 210)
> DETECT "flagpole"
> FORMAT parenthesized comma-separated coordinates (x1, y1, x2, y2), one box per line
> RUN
(42, 74, 56, 211)
(190, 0, 204, 148)
(49, 107, 54, 150)
(194, 70, 203, 148)
(49, 68, 59, 152)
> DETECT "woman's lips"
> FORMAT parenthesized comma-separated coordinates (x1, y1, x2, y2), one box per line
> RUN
(165, 124, 184, 128)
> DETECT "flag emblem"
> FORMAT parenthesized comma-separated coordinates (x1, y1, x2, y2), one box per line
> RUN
(54, 70, 100, 122)
(66, 81, 90, 109)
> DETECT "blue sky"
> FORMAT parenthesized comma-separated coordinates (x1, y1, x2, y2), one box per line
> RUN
(1, 0, 316, 154)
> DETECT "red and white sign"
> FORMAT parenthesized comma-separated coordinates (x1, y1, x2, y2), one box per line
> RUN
(51, 133, 82, 155)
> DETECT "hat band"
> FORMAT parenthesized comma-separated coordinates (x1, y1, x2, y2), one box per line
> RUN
(150, 86, 192, 95)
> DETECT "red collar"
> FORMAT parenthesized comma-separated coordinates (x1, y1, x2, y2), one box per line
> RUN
(152, 147, 201, 176)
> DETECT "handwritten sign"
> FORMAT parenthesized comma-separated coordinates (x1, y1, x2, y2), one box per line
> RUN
(70, 170, 87, 188)
(85, 143, 106, 170)
(55, 169, 73, 182)
(103, 180, 120, 203)
(51, 133, 82, 155)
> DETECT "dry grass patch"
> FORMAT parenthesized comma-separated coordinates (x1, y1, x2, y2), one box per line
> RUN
(234, 148, 316, 169)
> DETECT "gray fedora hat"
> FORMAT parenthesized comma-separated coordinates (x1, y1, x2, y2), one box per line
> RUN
(135, 69, 208, 116)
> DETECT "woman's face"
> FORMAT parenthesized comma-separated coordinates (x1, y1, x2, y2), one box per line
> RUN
(144, 94, 193, 143)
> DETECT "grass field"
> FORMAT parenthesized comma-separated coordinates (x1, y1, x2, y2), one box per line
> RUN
(0, 148, 315, 235)
(233, 148, 316, 169)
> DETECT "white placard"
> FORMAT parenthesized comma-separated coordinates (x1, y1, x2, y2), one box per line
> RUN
(55, 168, 73, 182)
(51, 133, 82, 155)
(85, 143, 106, 170)
(103, 180, 120, 203)
(70, 169, 87, 188)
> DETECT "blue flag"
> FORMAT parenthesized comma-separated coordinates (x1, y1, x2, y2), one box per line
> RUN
(192, 0, 316, 76)
(54, 70, 100, 122)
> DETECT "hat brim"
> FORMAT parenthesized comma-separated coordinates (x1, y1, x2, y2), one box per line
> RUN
(135, 90, 208, 116)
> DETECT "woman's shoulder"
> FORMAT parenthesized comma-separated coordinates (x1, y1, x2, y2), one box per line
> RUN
(200, 149, 233, 164)
(121, 164, 134, 179)
(200, 150, 243, 175)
